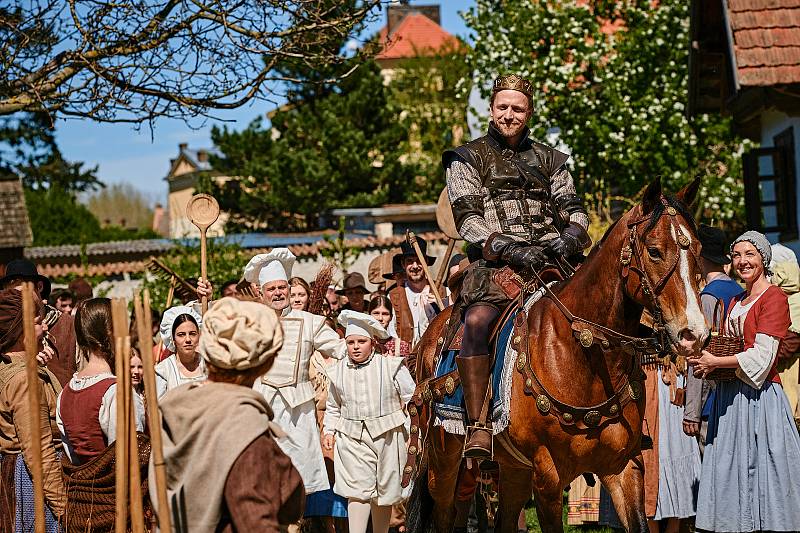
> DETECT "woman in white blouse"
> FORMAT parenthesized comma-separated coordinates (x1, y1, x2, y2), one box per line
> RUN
(155, 306, 206, 399)
(57, 298, 145, 465)
(689, 231, 800, 532)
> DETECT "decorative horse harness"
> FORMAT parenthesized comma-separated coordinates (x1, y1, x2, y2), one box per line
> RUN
(402, 198, 699, 483)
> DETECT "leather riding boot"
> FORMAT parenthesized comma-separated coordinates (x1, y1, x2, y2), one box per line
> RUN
(456, 355, 493, 460)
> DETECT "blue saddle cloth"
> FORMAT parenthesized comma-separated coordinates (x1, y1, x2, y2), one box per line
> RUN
(432, 307, 519, 434)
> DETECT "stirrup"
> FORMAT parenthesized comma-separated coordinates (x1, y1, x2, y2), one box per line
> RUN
(462, 422, 493, 460)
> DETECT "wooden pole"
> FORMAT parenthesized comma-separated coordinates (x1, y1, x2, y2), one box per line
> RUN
(22, 282, 45, 533)
(434, 238, 456, 293)
(124, 332, 146, 532)
(200, 231, 209, 315)
(111, 299, 129, 533)
(152, 277, 176, 364)
(406, 231, 445, 309)
(136, 291, 172, 533)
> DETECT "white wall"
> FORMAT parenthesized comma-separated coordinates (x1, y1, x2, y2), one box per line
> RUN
(759, 109, 800, 257)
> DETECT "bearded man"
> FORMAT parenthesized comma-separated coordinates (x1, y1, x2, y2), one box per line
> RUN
(388, 239, 439, 346)
(443, 75, 590, 459)
(243, 248, 345, 498)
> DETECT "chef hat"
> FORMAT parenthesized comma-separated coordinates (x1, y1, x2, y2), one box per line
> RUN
(337, 310, 390, 340)
(243, 248, 296, 288)
(160, 305, 203, 352)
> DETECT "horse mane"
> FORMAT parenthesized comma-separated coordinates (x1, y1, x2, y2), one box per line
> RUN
(592, 192, 697, 253)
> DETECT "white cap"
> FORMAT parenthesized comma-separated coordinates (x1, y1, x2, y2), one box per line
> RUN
(243, 248, 296, 287)
(337, 310, 390, 340)
(160, 305, 203, 352)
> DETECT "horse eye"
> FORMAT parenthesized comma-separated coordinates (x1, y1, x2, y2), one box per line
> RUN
(647, 247, 662, 260)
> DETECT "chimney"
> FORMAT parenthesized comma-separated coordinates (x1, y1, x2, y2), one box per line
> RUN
(196, 150, 208, 163)
(387, 3, 440, 34)
(152, 203, 165, 234)
(178, 142, 188, 152)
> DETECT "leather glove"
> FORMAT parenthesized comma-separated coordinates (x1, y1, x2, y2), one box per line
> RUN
(503, 244, 548, 270)
(482, 233, 548, 270)
(546, 223, 591, 257)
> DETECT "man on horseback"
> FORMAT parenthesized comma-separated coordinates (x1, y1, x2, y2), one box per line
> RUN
(443, 74, 591, 459)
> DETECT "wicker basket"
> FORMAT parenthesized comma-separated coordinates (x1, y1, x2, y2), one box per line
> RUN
(705, 332, 743, 382)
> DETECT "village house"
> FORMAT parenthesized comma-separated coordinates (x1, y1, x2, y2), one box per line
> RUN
(689, 0, 800, 250)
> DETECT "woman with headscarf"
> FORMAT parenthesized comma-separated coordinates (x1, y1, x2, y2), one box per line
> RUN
(0, 288, 65, 531)
(689, 231, 800, 532)
(152, 297, 304, 532)
(155, 306, 206, 399)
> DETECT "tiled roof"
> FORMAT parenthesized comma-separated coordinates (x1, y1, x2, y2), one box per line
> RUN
(0, 179, 32, 249)
(728, 0, 800, 86)
(26, 239, 174, 260)
(29, 231, 447, 278)
(376, 12, 460, 60)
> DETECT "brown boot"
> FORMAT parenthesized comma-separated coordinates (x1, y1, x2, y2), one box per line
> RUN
(456, 355, 493, 460)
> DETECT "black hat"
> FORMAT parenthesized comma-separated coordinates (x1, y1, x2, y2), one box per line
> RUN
(698, 225, 731, 265)
(382, 254, 404, 280)
(0, 259, 51, 299)
(448, 253, 466, 270)
(336, 272, 371, 295)
(399, 238, 436, 266)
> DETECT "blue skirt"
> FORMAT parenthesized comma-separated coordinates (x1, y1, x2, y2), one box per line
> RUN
(696, 379, 800, 532)
(653, 369, 701, 520)
(304, 489, 348, 518)
(13, 454, 61, 533)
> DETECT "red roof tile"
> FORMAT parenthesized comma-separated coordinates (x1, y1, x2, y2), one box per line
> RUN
(376, 12, 460, 60)
(727, 0, 800, 86)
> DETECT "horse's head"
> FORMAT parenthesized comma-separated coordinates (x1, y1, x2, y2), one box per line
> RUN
(618, 177, 708, 356)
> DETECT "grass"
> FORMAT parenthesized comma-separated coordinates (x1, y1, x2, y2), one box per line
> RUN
(522, 496, 616, 533)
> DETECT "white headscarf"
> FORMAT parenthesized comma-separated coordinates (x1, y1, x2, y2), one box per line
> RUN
(160, 305, 203, 352)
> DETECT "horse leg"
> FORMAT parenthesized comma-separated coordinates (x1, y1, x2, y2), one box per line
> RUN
(528, 452, 565, 533)
(427, 430, 464, 533)
(495, 466, 532, 533)
(599, 455, 648, 533)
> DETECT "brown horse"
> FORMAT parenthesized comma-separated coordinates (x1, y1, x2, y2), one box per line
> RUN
(407, 178, 708, 533)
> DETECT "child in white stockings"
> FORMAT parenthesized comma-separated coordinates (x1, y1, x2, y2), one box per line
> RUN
(322, 310, 415, 533)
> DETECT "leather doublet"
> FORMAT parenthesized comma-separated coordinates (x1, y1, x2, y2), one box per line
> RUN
(444, 124, 570, 237)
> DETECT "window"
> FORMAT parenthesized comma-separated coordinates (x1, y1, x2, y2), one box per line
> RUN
(743, 127, 798, 241)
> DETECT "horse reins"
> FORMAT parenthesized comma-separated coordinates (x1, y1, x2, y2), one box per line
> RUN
(506, 196, 700, 433)
(531, 196, 699, 359)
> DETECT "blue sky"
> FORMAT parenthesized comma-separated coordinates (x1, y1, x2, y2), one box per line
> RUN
(54, 1, 475, 203)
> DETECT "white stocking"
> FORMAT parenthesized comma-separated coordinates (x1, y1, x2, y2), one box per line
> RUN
(347, 500, 371, 533)
(369, 503, 392, 533)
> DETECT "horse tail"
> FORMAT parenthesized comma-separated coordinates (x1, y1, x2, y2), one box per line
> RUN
(405, 464, 435, 533)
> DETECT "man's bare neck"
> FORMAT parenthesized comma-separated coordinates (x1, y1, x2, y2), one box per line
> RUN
(406, 280, 427, 293)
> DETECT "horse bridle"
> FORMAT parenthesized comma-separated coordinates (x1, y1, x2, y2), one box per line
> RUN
(532, 195, 700, 359)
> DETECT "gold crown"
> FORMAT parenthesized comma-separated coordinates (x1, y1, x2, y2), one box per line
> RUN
(492, 74, 533, 98)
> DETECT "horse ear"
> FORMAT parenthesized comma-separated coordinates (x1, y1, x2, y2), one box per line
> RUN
(676, 177, 702, 207)
(641, 177, 662, 214)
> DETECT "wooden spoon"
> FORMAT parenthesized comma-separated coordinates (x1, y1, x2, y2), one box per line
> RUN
(186, 194, 220, 314)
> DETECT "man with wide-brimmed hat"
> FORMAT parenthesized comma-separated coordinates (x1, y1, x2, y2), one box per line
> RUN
(0, 258, 77, 387)
(443, 74, 591, 459)
(683, 225, 744, 453)
(387, 238, 439, 346)
(243, 248, 345, 500)
(338, 272, 371, 313)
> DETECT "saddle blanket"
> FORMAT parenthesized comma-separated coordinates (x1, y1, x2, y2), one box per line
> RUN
(432, 285, 549, 436)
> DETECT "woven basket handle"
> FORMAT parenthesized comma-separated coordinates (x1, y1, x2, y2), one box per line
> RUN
(711, 297, 724, 334)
